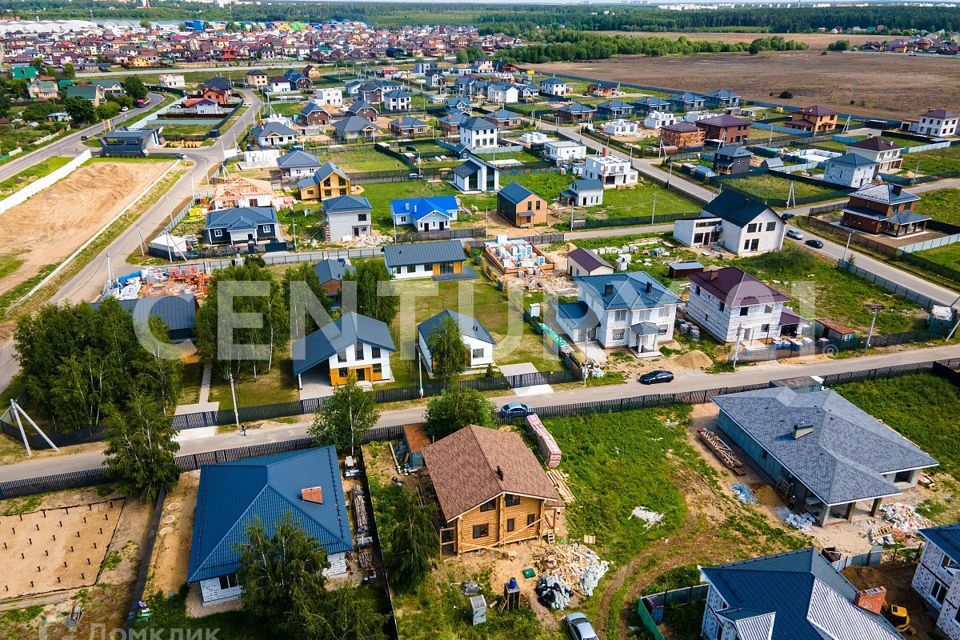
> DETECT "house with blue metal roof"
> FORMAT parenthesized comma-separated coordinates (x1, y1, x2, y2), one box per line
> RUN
(632, 96, 672, 115)
(669, 92, 706, 112)
(596, 99, 634, 119)
(251, 121, 300, 148)
(383, 240, 468, 280)
(292, 312, 395, 386)
(914, 522, 960, 639)
(417, 310, 495, 375)
(204, 207, 279, 245)
(555, 271, 679, 355)
(704, 89, 741, 109)
(556, 102, 596, 123)
(390, 196, 460, 232)
(700, 548, 903, 640)
(314, 258, 354, 301)
(277, 149, 322, 182)
(93, 294, 198, 342)
(712, 385, 937, 526)
(187, 447, 352, 605)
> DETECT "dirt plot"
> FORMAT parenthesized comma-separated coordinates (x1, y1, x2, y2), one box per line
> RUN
(596, 31, 883, 50)
(0, 498, 124, 598)
(530, 51, 960, 119)
(0, 160, 173, 297)
(144, 470, 199, 598)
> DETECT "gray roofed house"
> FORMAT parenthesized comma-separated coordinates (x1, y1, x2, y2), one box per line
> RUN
(712, 385, 937, 525)
(417, 310, 496, 373)
(291, 312, 396, 385)
(561, 178, 604, 207)
(251, 121, 299, 148)
(913, 521, 960, 638)
(823, 152, 877, 188)
(322, 195, 372, 241)
(277, 150, 322, 182)
(686, 190, 785, 255)
(314, 258, 354, 286)
(94, 294, 197, 342)
(452, 154, 500, 193)
(99, 128, 163, 157)
(204, 207, 279, 245)
(497, 181, 535, 206)
(566, 247, 613, 277)
(332, 115, 380, 142)
(383, 240, 467, 280)
(297, 161, 350, 191)
(699, 548, 902, 640)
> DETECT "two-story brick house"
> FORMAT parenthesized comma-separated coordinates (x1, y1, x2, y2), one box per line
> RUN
(841, 183, 928, 237)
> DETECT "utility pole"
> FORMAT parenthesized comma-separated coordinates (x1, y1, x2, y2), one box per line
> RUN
(842, 232, 852, 262)
(228, 372, 242, 432)
(417, 347, 424, 399)
(732, 325, 743, 370)
(651, 194, 657, 225)
(864, 303, 883, 351)
(135, 225, 146, 257)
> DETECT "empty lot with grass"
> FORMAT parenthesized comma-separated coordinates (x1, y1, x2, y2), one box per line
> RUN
(914, 188, 960, 226)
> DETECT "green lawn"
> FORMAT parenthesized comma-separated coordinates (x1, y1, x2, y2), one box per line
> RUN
(908, 145, 960, 177)
(881, 133, 931, 149)
(835, 373, 960, 480)
(724, 173, 845, 204)
(0, 252, 25, 280)
(386, 276, 562, 387)
(206, 361, 299, 409)
(914, 187, 960, 226)
(476, 149, 544, 165)
(733, 246, 927, 334)
(915, 242, 960, 273)
(159, 123, 214, 138)
(269, 101, 307, 117)
(0, 156, 71, 198)
(319, 147, 407, 173)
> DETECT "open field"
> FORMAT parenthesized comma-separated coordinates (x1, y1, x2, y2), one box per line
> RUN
(0, 159, 173, 299)
(529, 51, 960, 119)
(913, 243, 960, 274)
(316, 147, 407, 173)
(723, 172, 846, 203)
(907, 145, 960, 177)
(596, 31, 883, 50)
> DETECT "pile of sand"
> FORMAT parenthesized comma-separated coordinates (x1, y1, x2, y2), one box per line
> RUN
(675, 350, 713, 370)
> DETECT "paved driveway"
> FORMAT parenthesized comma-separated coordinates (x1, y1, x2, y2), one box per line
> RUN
(499, 362, 554, 397)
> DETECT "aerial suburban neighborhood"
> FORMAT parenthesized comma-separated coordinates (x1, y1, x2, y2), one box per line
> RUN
(2, 3, 960, 640)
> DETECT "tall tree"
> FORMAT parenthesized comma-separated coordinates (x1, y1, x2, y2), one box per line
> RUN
(309, 377, 379, 456)
(283, 262, 333, 337)
(292, 583, 387, 640)
(426, 315, 468, 382)
(63, 96, 96, 124)
(423, 384, 497, 440)
(343, 259, 398, 325)
(103, 394, 180, 501)
(382, 487, 438, 592)
(122, 75, 148, 101)
(236, 513, 329, 631)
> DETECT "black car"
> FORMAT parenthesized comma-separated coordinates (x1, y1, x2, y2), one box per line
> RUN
(639, 370, 674, 385)
(499, 402, 533, 418)
(805, 239, 824, 249)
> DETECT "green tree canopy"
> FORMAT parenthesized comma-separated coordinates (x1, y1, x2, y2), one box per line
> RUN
(423, 384, 496, 440)
(309, 377, 379, 456)
(292, 583, 388, 640)
(426, 315, 468, 382)
(103, 394, 181, 501)
(283, 262, 333, 338)
(122, 75, 149, 101)
(63, 96, 96, 124)
(343, 258, 398, 326)
(381, 486, 438, 592)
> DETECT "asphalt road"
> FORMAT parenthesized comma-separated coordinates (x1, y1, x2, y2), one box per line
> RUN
(0, 90, 263, 392)
(0, 92, 166, 183)
(76, 62, 316, 78)
(1, 340, 958, 483)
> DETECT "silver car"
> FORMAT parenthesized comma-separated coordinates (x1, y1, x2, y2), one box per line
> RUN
(565, 612, 599, 640)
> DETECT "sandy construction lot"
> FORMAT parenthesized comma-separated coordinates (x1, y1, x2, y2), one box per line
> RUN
(531, 50, 960, 119)
(0, 160, 172, 298)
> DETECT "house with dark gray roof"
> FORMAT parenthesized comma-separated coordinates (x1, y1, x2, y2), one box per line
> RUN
(313, 258, 354, 299)
(277, 150, 322, 182)
(452, 154, 500, 193)
(561, 178, 603, 207)
(332, 115, 380, 142)
(291, 311, 395, 386)
(712, 385, 937, 525)
(914, 522, 960, 639)
(418, 310, 495, 374)
(99, 128, 163, 157)
(251, 121, 300, 148)
(704, 89, 741, 109)
(555, 271, 680, 355)
(686, 266, 793, 343)
(205, 207, 279, 245)
(93, 294, 197, 342)
(322, 195, 371, 241)
(383, 240, 468, 280)
(840, 183, 928, 237)
(700, 548, 903, 640)
(497, 182, 547, 227)
(566, 247, 613, 277)
(188, 447, 352, 604)
(823, 152, 877, 188)
(674, 191, 784, 255)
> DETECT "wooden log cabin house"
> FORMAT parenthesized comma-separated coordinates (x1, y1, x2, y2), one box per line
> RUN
(420, 425, 561, 555)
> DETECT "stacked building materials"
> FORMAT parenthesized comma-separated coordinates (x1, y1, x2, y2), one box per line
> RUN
(526, 414, 561, 468)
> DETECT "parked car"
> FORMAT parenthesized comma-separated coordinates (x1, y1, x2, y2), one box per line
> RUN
(80, 135, 88, 141)
(781, 213, 795, 221)
(499, 402, 533, 418)
(805, 239, 824, 249)
(786, 229, 804, 240)
(639, 370, 674, 385)
(120, 106, 129, 112)
(564, 613, 599, 640)
(176, 153, 187, 159)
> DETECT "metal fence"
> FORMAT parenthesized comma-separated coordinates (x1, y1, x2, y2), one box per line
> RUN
(732, 330, 946, 363)
(572, 210, 699, 230)
(838, 259, 949, 308)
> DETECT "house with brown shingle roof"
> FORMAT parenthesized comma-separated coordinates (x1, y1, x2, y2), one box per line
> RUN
(421, 425, 561, 555)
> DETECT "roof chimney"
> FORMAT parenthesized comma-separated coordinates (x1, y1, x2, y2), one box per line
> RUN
(793, 422, 815, 439)
(301, 486, 324, 504)
(710, 270, 719, 281)
(496, 465, 504, 480)
(854, 587, 886, 615)
(604, 283, 614, 296)
(646, 281, 653, 294)
(892, 184, 903, 196)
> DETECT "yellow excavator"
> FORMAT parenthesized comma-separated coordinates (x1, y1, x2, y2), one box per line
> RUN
(882, 601, 915, 635)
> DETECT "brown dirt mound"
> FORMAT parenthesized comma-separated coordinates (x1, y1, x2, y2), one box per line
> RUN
(675, 349, 713, 370)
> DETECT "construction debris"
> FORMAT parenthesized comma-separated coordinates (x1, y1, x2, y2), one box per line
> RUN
(878, 503, 933, 540)
(536, 542, 610, 600)
(777, 507, 816, 531)
(535, 574, 573, 610)
(629, 506, 664, 528)
(698, 428, 747, 475)
(546, 469, 576, 504)
(731, 483, 757, 504)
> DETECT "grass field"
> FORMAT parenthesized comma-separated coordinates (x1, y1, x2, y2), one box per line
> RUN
(724, 172, 845, 204)
(835, 373, 960, 479)
(914, 242, 960, 273)
(0, 156, 71, 198)
(320, 147, 407, 173)
(914, 188, 960, 226)
(907, 145, 960, 177)
(732, 246, 926, 334)
(207, 361, 299, 409)
(158, 123, 214, 138)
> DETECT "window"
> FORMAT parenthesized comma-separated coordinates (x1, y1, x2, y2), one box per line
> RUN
(373, 363, 382, 376)
(506, 518, 515, 532)
(357, 213, 367, 222)
(407, 265, 416, 274)
(719, 302, 725, 312)
(739, 307, 749, 317)
(747, 223, 758, 233)
(893, 470, 912, 483)
(955, 606, 960, 625)
(695, 285, 701, 296)
(480, 500, 496, 512)
(337, 349, 347, 362)
(612, 329, 625, 340)
(941, 554, 957, 570)
(213, 228, 223, 237)
(527, 513, 535, 526)
(505, 494, 521, 507)
(472, 524, 489, 539)
(765, 305, 773, 314)
(218, 574, 239, 590)
(766, 221, 777, 231)
(932, 581, 948, 605)
(472, 348, 484, 359)
(355, 342, 364, 360)
(614, 310, 627, 322)
(372, 347, 381, 359)
(744, 239, 751, 250)
(761, 324, 770, 333)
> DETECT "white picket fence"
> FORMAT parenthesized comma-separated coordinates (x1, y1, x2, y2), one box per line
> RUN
(0, 149, 92, 216)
